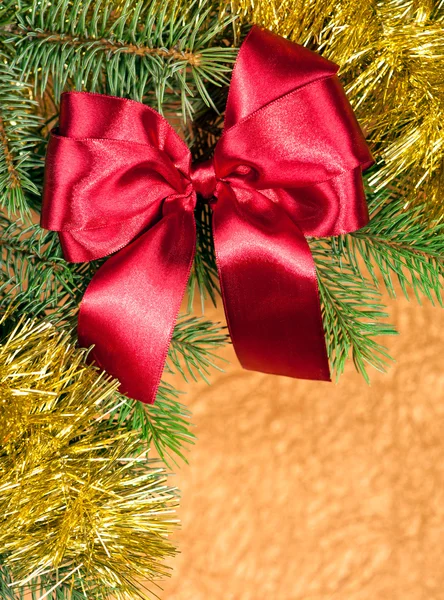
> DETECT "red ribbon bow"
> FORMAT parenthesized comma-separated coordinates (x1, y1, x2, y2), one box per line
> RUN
(42, 26, 373, 404)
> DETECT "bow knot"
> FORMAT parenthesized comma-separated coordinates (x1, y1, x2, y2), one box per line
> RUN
(41, 25, 373, 404)
(190, 158, 218, 200)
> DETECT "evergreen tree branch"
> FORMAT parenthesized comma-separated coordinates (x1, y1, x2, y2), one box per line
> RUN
(0, 561, 18, 600)
(0, 559, 109, 599)
(312, 240, 397, 382)
(3, 23, 205, 63)
(331, 178, 444, 305)
(0, 215, 96, 322)
(107, 383, 195, 468)
(1, 0, 238, 119)
(312, 174, 444, 382)
(0, 55, 43, 216)
(167, 315, 227, 383)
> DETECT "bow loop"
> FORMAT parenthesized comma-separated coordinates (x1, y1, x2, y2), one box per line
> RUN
(224, 26, 339, 129)
(42, 93, 193, 262)
(42, 25, 373, 404)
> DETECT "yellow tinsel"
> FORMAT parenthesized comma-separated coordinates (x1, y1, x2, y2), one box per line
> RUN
(231, 0, 444, 220)
(0, 312, 178, 599)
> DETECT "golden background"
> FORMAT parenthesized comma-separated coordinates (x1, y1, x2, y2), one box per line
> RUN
(161, 289, 444, 599)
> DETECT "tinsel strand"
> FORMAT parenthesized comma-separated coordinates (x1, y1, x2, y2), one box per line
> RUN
(0, 311, 179, 599)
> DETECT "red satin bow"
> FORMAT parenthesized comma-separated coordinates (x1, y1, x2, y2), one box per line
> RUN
(41, 26, 373, 404)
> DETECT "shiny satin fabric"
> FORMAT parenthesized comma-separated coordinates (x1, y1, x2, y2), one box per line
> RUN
(41, 25, 373, 404)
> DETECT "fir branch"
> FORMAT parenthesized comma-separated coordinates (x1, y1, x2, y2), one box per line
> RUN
(0, 561, 107, 599)
(167, 314, 227, 382)
(108, 314, 227, 466)
(0, 215, 96, 321)
(2, 0, 238, 118)
(4, 25, 204, 63)
(332, 182, 444, 305)
(0, 55, 43, 216)
(108, 383, 195, 468)
(312, 241, 397, 382)
(0, 561, 18, 600)
(0, 1, 17, 30)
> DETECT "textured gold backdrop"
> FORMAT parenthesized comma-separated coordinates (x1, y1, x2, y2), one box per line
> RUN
(161, 289, 444, 599)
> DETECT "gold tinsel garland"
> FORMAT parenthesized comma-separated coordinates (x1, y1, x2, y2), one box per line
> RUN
(0, 312, 178, 598)
(232, 0, 444, 220)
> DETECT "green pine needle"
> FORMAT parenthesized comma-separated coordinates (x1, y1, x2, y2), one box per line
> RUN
(312, 240, 398, 382)
(107, 382, 195, 468)
(312, 172, 444, 382)
(0, 561, 18, 600)
(0, 215, 96, 322)
(334, 183, 444, 305)
(2, 0, 238, 120)
(167, 314, 227, 383)
(0, 55, 43, 217)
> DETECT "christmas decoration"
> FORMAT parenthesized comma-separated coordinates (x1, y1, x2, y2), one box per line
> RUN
(41, 26, 373, 403)
(232, 0, 444, 221)
(0, 311, 178, 598)
(0, 0, 443, 596)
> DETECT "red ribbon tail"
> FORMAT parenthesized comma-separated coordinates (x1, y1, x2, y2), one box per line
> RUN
(213, 185, 330, 382)
(78, 209, 196, 404)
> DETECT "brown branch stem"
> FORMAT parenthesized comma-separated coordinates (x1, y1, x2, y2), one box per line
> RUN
(1, 24, 202, 66)
(0, 113, 20, 189)
(354, 234, 444, 263)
